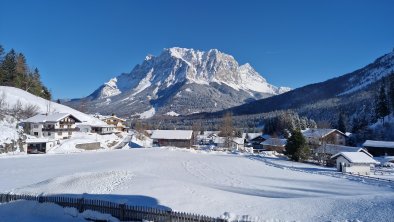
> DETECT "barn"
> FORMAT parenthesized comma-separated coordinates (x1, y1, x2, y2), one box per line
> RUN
(362, 140, 394, 156)
(151, 130, 193, 148)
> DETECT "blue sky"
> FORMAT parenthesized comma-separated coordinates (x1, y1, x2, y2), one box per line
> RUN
(1, 0, 393, 99)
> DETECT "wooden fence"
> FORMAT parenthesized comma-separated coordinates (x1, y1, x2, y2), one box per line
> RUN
(0, 193, 227, 222)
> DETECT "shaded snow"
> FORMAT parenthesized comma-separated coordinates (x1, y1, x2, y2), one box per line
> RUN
(1, 148, 393, 221)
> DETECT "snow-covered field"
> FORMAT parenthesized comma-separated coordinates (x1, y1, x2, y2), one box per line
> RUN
(1, 148, 394, 221)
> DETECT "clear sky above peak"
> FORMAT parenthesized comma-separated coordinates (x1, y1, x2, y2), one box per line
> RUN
(1, 0, 393, 99)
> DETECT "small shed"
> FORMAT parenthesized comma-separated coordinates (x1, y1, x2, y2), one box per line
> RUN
(261, 138, 287, 153)
(151, 130, 193, 148)
(331, 152, 378, 175)
(362, 140, 394, 156)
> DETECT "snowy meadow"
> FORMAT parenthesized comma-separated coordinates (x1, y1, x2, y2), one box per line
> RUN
(1, 148, 393, 221)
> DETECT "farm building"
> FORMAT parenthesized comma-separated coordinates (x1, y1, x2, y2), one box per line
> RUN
(331, 152, 378, 175)
(261, 138, 287, 153)
(363, 140, 394, 156)
(151, 130, 193, 148)
(246, 134, 270, 150)
(318, 144, 371, 166)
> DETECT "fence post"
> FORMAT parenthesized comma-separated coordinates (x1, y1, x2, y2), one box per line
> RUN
(78, 198, 84, 213)
(38, 196, 44, 203)
(119, 203, 125, 221)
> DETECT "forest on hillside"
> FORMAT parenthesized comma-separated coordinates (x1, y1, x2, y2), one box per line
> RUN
(0, 44, 51, 100)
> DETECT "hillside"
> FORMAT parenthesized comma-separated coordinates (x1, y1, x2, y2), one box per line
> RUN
(198, 50, 394, 126)
(65, 47, 290, 117)
(0, 86, 105, 126)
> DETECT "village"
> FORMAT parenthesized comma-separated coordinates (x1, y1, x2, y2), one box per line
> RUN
(1, 108, 393, 179)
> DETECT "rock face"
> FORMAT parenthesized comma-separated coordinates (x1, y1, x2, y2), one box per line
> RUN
(66, 47, 290, 117)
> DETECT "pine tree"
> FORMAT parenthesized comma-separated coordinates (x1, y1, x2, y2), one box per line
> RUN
(337, 112, 347, 133)
(1, 49, 17, 85)
(375, 83, 390, 123)
(388, 72, 394, 114)
(285, 130, 310, 162)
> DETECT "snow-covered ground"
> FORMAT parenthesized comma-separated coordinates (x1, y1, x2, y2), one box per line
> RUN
(1, 148, 393, 221)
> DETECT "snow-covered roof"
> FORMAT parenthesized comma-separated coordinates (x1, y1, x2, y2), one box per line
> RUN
(151, 130, 193, 140)
(363, 140, 394, 149)
(23, 113, 81, 123)
(331, 152, 378, 164)
(245, 133, 262, 140)
(302, 128, 345, 138)
(261, 138, 287, 147)
(103, 115, 126, 122)
(232, 137, 245, 145)
(315, 144, 360, 155)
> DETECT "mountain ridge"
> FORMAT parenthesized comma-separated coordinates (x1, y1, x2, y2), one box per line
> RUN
(66, 47, 290, 117)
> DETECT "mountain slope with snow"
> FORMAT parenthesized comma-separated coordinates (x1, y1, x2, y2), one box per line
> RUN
(0, 86, 106, 126)
(207, 49, 394, 125)
(66, 47, 289, 117)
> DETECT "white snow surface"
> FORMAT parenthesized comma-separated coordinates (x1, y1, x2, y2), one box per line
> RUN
(0, 86, 107, 126)
(0, 117, 20, 145)
(138, 107, 156, 119)
(1, 148, 393, 221)
(165, 111, 180, 116)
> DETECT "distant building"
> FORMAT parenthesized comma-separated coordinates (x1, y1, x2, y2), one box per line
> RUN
(23, 113, 82, 140)
(302, 128, 346, 148)
(151, 130, 193, 148)
(363, 140, 394, 156)
(331, 152, 378, 175)
(246, 134, 269, 150)
(102, 115, 129, 132)
(78, 124, 115, 135)
(319, 144, 371, 166)
(261, 138, 287, 153)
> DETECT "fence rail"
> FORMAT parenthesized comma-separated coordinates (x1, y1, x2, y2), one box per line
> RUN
(0, 193, 227, 222)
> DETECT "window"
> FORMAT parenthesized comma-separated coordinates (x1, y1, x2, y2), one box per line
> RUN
(58, 132, 62, 136)
(34, 132, 38, 136)
(33, 125, 38, 128)
(48, 132, 51, 136)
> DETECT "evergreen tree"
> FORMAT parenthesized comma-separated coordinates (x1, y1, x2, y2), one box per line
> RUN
(337, 112, 347, 133)
(285, 130, 310, 162)
(388, 72, 394, 114)
(375, 83, 390, 123)
(1, 49, 17, 85)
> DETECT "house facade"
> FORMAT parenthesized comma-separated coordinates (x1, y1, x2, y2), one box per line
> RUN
(331, 152, 378, 175)
(23, 113, 81, 140)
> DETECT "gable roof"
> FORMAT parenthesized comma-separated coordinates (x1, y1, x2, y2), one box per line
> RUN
(363, 140, 394, 149)
(151, 130, 193, 140)
(261, 138, 287, 147)
(23, 113, 82, 123)
(103, 115, 126, 122)
(302, 128, 345, 138)
(331, 152, 378, 164)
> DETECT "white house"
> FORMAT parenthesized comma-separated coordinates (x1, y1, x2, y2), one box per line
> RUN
(331, 152, 379, 175)
(23, 113, 82, 140)
(78, 124, 115, 135)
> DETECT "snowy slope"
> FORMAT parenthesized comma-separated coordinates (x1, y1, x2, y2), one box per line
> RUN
(1, 148, 393, 221)
(67, 47, 290, 117)
(0, 86, 106, 125)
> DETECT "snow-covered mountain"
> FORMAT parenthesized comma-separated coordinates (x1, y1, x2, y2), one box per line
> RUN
(67, 47, 290, 117)
(220, 49, 394, 126)
(0, 86, 106, 126)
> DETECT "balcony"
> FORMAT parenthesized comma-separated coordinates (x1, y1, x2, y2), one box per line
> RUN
(42, 128, 78, 132)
